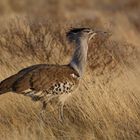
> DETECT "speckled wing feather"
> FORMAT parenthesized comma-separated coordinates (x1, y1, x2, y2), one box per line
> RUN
(12, 65, 80, 95)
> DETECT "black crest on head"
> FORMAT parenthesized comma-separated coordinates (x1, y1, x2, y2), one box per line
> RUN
(66, 28, 90, 42)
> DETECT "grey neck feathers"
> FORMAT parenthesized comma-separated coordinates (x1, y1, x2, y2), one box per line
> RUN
(69, 38, 88, 77)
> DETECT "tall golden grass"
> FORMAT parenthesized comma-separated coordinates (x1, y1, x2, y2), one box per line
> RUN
(0, 0, 140, 139)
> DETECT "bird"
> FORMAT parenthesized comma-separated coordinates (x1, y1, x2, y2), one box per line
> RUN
(0, 28, 107, 121)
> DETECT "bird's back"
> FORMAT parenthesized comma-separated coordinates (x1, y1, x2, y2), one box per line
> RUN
(0, 64, 45, 94)
(0, 64, 80, 99)
(14, 65, 79, 93)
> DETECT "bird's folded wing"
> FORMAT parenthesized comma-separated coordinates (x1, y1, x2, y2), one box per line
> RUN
(12, 65, 79, 93)
(12, 66, 61, 92)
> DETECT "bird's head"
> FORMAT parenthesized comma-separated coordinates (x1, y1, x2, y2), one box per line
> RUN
(66, 28, 95, 43)
(66, 28, 111, 44)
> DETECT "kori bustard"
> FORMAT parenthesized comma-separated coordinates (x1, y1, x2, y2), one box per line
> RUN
(0, 28, 107, 120)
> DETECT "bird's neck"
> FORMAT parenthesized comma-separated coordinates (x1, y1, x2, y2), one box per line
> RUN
(70, 38, 88, 77)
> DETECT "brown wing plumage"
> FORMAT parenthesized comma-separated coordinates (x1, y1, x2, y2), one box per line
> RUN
(0, 64, 47, 94)
(0, 64, 79, 103)
(12, 65, 79, 93)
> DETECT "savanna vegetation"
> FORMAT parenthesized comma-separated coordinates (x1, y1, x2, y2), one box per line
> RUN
(0, 0, 140, 139)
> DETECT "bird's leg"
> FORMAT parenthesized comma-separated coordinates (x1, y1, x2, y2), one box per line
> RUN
(41, 101, 47, 113)
(40, 101, 47, 121)
(58, 102, 64, 122)
(42, 101, 47, 110)
(41, 95, 54, 111)
(40, 94, 58, 120)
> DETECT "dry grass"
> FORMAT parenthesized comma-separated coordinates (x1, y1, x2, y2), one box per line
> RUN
(0, 0, 140, 140)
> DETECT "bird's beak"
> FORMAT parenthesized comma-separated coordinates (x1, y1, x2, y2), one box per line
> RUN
(89, 30, 112, 41)
(89, 32, 97, 41)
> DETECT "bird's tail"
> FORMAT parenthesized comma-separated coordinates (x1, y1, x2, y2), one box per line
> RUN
(0, 88, 12, 95)
(0, 81, 12, 95)
(0, 75, 18, 95)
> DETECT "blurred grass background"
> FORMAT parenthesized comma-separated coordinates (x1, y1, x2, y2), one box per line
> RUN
(0, 0, 140, 140)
